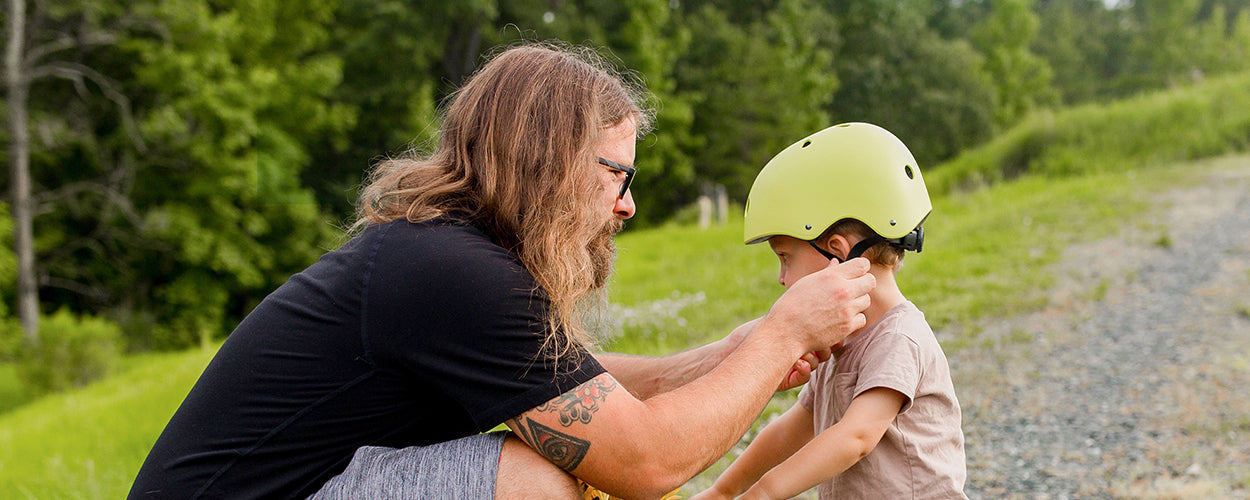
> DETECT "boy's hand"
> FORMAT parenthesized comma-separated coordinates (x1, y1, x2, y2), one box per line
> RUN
(776, 347, 832, 391)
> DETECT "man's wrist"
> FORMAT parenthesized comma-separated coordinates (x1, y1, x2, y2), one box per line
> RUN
(744, 317, 809, 361)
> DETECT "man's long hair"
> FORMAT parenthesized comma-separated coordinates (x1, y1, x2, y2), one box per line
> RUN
(354, 42, 653, 361)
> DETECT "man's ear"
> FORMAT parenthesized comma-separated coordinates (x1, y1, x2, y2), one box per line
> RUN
(819, 234, 852, 261)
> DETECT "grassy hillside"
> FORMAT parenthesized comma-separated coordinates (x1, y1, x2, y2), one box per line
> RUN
(3, 70, 1249, 497)
(928, 70, 1250, 194)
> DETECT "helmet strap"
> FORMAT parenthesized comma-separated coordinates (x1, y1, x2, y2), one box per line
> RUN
(808, 236, 881, 263)
(847, 236, 883, 261)
(810, 227, 924, 263)
(808, 239, 842, 263)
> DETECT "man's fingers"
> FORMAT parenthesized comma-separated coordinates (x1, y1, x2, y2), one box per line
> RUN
(849, 312, 867, 332)
(847, 271, 877, 297)
(827, 255, 870, 274)
(846, 293, 872, 316)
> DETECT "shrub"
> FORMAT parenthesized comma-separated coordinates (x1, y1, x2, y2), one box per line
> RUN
(17, 309, 122, 397)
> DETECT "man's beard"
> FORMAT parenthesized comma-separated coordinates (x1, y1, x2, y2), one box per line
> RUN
(589, 217, 623, 289)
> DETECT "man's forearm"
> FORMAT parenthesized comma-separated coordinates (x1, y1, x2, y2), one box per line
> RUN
(628, 325, 805, 488)
(597, 318, 761, 400)
(596, 340, 732, 400)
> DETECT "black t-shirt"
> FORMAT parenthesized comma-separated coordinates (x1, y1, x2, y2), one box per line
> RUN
(129, 218, 605, 499)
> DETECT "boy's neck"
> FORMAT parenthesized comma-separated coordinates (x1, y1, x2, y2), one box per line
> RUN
(859, 264, 906, 333)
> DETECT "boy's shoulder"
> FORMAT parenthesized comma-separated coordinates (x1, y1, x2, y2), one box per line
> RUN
(857, 301, 946, 360)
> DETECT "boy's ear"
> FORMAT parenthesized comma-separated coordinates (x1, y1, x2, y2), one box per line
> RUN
(819, 234, 852, 261)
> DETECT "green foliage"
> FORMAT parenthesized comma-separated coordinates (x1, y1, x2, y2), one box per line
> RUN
(826, 0, 997, 166)
(117, 0, 344, 349)
(0, 203, 15, 319)
(12, 0, 1250, 362)
(970, 0, 1058, 127)
(928, 70, 1250, 194)
(671, 0, 839, 201)
(16, 309, 121, 397)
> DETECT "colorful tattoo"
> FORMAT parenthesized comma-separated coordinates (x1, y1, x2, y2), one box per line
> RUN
(515, 417, 591, 471)
(537, 375, 617, 426)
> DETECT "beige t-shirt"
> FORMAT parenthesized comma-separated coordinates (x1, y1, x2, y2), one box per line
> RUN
(798, 301, 967, 499)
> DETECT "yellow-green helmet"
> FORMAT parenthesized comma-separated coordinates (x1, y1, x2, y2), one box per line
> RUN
(743, 122, 931, 249)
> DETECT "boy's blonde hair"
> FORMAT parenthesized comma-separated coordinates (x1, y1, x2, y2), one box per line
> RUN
(818, 219, 904, 270)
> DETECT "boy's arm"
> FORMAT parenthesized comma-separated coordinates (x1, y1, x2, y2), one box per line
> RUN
(695, 403, 815, 499)
(743, 387, 907, 500)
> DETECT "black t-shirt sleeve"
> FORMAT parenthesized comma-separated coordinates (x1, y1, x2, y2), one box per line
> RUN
(365, 221, 605, 431)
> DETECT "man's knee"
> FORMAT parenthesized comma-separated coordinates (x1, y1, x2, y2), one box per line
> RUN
(496, 435, 581, 499)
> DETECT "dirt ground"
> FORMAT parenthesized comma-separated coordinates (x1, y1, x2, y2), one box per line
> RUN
(952, 158, 1250, 499)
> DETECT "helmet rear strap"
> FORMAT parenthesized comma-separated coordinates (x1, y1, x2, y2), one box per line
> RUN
(808, 226, 924, 263)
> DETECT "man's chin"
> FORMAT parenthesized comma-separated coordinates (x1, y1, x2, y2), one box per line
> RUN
(590, 223, 621, 288)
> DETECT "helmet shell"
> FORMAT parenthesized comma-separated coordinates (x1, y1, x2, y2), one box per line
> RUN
(744, 122, 931, 244)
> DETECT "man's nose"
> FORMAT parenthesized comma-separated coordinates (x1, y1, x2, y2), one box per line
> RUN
(615, 189, 635, 219)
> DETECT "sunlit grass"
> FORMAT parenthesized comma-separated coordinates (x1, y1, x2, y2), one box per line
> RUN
(0, 347, 216, 499)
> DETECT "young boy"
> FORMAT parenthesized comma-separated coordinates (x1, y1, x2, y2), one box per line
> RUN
(693, 123, 966, 499)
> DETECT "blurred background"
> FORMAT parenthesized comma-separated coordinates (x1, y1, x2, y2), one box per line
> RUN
(3, 0, 1250, 497)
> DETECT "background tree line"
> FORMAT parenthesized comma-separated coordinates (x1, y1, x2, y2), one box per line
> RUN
(2, 0, 1249, 373)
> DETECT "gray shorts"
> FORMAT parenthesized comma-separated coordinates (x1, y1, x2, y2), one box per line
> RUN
(309, 431, 509, 500)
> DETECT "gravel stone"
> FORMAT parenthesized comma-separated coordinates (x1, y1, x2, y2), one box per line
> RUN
(952, 163, 1250, 499)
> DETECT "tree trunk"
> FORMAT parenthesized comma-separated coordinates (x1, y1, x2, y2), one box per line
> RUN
(6, 0, 39, 344)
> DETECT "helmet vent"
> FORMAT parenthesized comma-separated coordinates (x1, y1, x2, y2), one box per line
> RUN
(905, 165, 915, 179)
(802, 140, 812, 148)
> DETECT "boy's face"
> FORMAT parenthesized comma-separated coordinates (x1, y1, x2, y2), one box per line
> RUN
(767, 235, 832, 290)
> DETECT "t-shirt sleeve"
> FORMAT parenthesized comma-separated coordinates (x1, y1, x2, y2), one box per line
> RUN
(798, 379, 816, 413)
(854, 331, 923, 414)
(366, 222, 606, 432)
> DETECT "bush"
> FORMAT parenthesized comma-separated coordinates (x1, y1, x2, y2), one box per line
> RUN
(17, 309, 122, 397)
(0, 319, 20, 362)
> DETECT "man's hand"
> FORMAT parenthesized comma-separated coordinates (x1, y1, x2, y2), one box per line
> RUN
(759, 257, 875, 357)
(726, 318, 834, 391)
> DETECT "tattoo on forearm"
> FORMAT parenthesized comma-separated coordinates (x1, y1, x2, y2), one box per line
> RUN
(514, 417, 591, 471)
(536, 376, 617, 426)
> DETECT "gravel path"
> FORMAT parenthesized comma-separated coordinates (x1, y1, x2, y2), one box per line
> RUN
(952, 159, 1250, 499)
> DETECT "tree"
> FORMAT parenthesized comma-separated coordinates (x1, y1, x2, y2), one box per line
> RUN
(826, 0, 997, 166)
(5, 0, 36, 344)
(3, 0, 142, 345)
(119, 0, 347, 348)
(1032, 0, 1113, 104)
(970, 0, 1057, 127)
(672, 0, 839, 200)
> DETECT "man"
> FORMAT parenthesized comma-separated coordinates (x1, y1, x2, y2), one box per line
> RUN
(129, 43, 874, 499)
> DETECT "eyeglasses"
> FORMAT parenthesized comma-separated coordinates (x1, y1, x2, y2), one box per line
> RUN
(597, 157, 635, 199)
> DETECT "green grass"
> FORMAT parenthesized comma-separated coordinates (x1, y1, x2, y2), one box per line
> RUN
(0, 347, 217, 499)
(605, 211, 780, 355)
